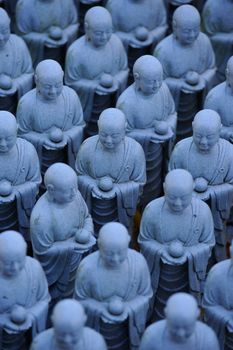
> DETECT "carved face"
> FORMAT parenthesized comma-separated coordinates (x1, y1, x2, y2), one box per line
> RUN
(100, 240, 128, 268)
(0, 249, 26, 278)
(99, 122, 125, 150)
(0, 22, 10, 49)
(37, 74, 63, 101)
(55, 321, 83, 350)
(175, 21, 199, 46)
(193, 123, 220, 153)
(165, 184, 192, 213)
(0, 125, 17, 153)
(87, 21, 112, 47)
(48, 179, 77, 204)
(167, 313, 196, 343)
(137, 72, 163, 95)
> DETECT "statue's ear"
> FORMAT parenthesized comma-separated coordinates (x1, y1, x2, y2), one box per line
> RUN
(196, 307, 200, 319)
(133, 72, 140, 82)
(47, 184, 54, 196)
(34, 73, 39, 86)
(163, 182, 166, 193)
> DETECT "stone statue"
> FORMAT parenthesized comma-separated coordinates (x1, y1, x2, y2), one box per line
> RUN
(117, 55, 176, 207)
(138, 169, 215, 320)
(16, 0, 79, 67)
(154, 4, 216, 141)
(0, 8, 33, 114)
(205, 56, 233, 142)
(0, 230, 50, 349)
(75, 108, 146, 234)
(74, 222, 152, 350)
(65, 6, 128, 137)
(165, 1, 206, 33)
(106, 0, 167, 84)
(0, 111, 41, 237)
(76, 0, 105, 37)
(203, 241, 233, 350)
(140, 292, 220, 350)
(17, 59, 85, 189)
(203, 0, 233, 83)
(30, 299, 107, 350)
(170, 109, 233, 261)
(30, 163, 95, 303)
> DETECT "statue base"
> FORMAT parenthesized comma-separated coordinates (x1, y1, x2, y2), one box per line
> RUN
(100, 319, 129, 350)
(0, 200, 18, 233)
(92, 196, 118, 235)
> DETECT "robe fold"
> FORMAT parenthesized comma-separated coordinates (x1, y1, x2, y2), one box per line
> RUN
(0, 138, 41, 237)
(139, 197, 214, 300)
(30, 327, 107, 350)
(16, 0, 78, 66)
(74, 249, 153, 350)
(139, 320, 220, 350)
(203, 0, 233, 83)
(75, 136, 146, 231)
(17, 86, 85, 169)
(65, 34, 128, 123)
(203, 259, 233, 350)
(0, 257, 50, 348)
(0, 34, 33, 105)
(30, 191, 95, 300)
(170, 138, 233, 240)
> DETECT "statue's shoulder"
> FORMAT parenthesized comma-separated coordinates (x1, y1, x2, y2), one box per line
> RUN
(18, 88, 36, 106)
(80, 251, 99, 271)
(31, 194, 49, 218)
(118, 84, 134, 102)
(79, 135, 98, 154)
(110, 33, 125, 48)
(155, 34, 173, 53)
(144, 197, 164, 216)
(209, 259, 231, 280)
(174, 137, 192, 153)
(207, 82, 226, 100)
(17, 137, 37, 154)
(31, 329, 54, 349)
(67, 36, 86, 55)
(142, 320, 166, 341)
(26, 255, 44, 272)
(83, 327, 106, 347)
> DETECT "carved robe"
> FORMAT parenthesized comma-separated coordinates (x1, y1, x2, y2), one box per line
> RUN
(30, 191, 95, 300)
(74, 249, 152, 350)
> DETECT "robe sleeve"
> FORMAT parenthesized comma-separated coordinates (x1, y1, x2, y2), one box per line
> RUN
(27, 258, 50, 337)
(203, 261, 232, 349)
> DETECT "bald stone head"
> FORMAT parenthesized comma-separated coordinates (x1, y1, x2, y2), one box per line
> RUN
(45, 163, 78, 204)
(98, 223, 130, 268)
(173, 5, 200, 45)
(0, 8, 10, 49)
(84, 7, 112, 47)
(226, 56, 233, 92)
(0, 231, 27, 278)
(192, 109, 221, 153)
(133, 55, 163, 95)
(52, 299, 87, 348)
(35, 59, 64, 100)
(164, 170, 194, 213)
(98, 108, 126, 150)
(0, 111, 17, 153)
(165, 293, 199, 343)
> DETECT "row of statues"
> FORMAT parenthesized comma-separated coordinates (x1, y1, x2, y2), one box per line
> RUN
(1, 0, 233, 349)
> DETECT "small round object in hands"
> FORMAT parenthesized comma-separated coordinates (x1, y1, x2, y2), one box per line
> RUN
(49, 128, 63, 143)
(195, 177, 208, 193)
(100, 74, 113, 88)
(0, 180, 12, 197)
(185, 71, 199, 86)
(154, 121, 169, 135)
(49, 26, 63, 40)
(135, 27, 149, 41)
(75, 229, 90, 244)
(98, 177, 114, 192)
(10, 305, 27, 325)
(108, 299, 124, 315)
(0, 74, 12, 90)
(168, 241, 184, 258)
